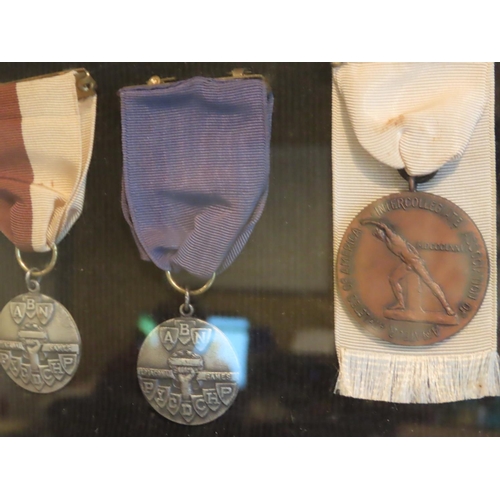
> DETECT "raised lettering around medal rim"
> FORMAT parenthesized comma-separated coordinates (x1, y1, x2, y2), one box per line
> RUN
(0, 292, 81, 393)
(137, 316, 240, 425)
(336, 191, 489, 346)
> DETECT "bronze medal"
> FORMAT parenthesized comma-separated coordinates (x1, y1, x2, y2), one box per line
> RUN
(337, 190, 489, 346)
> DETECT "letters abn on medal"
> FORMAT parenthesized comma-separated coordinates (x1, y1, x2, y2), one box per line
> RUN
(0, 292, 81, 393)
(0, 68, 96, 393)
(137, 317, 239, 425)
(120, 72, 272, 422)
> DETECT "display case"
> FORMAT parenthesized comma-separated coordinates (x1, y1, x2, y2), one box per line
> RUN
(0, 62, 498, 436)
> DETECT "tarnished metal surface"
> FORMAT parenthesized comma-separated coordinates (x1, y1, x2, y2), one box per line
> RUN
(337, 191, 489, 346)
(138, 317, 240, 425)
(0, 292, 81, 392)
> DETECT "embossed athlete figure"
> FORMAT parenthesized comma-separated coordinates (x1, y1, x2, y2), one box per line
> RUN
(361, 220, 455, 316)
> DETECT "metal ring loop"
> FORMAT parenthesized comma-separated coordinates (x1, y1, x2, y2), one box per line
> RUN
(15, 243, 58, 278)
(179, 303, 194, 317)
(184, 290, 191, 309)
(25, 269, 41, 293)
(166, 271, 216, 296)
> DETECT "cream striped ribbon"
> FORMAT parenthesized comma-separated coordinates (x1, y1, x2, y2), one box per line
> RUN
(0, 69, 96, 252)
(332, 63, 500, 403)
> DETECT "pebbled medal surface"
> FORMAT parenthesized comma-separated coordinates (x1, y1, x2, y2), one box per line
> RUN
(137, 317, 240, 425)
(0, 292, 81, 392)
(337, 191, 489, 346)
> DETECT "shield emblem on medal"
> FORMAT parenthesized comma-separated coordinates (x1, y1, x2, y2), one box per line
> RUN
(41, 365, 56, 386)
(0, 350, 11, 370)
(203, 388, 221, 412)
(36, 303, 54, 325)
(191, 327, 212, 352)
(0, 291, 81, 393)
(179, 402, 195, 423)
(48, 359, 66, 381)
(216, 383, 237, 406)
(166, 393, 181, 416)
(30, 372, 44, 392)
(8, 356, 22, 378)
(191, 395, 209, 418)
(139, 378, 158, 401)
(137, 316, 241, 425)
(19, 364, 31, 385)
(9, 302, 26, 325)
(59, 354, 78, 375)
(154, 386, 170, 408)
(159, 326, 178, 351)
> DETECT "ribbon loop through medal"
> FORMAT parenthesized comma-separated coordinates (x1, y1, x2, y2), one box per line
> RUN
(166, 271, 216, 317)
(15, 242, 58, 278)
(121, 72, 273, 424)
(136, 267, 241, 425)
(0, 68, 96, 393)
(332, 62, 499, 403)
(165, 271, 216, 317)
(166, 271, 216, 296)
(335, 63, 490, 347)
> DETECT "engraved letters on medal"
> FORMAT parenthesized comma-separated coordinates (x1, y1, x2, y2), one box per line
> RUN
(337, 191, 489, 346)
(0, 68, 96, 393)
(137, 317, 239, 425)
(333, 63, 499, 403)
(120, 73, 272, 423)
(0, 292, 81, 393)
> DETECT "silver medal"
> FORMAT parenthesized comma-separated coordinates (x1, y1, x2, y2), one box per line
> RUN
(0, 243, 81, 393)
(138, 272, 240, 425)
(138, 316, 240, 425)
(0, 291, 81, 393)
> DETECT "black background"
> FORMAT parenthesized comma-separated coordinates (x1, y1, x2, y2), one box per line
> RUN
(0, 62, 498, 436)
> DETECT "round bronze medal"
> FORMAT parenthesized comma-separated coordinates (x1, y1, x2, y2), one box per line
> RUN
(337, 191, 489, 346)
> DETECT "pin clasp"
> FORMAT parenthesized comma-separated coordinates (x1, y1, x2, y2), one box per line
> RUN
(75, 69, 96, 99)
(147, 75, 176, 85)
(221, 68, 270, 91)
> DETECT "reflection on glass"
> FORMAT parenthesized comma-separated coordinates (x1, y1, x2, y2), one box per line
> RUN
(207, 316, 250, 389)
(137, 314, 156, 337)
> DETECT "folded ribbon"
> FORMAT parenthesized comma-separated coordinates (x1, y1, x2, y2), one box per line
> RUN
(120, 76, 273, 279)
(0, 70, 97, 252)
(335, 63, 489, 177)
(333, 62, 499, 403)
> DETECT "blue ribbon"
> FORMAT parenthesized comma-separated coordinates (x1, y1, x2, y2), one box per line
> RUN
(120, 76, 273, 279)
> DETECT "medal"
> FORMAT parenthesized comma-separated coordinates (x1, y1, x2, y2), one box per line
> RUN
(0, 246, 81, 392)
(337, 178, 489, 346)
(0, 69, 96, 392)
(333, 63, 499, 403)
(120, 70, 273, 423)
(137, 273, 240, 424)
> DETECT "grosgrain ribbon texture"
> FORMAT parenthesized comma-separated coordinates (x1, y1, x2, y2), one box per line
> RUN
(335, 63, 489, 177)
(332, 62, 500, 403)
(0, 70, 97, 252)
(120, 76, 273, 279)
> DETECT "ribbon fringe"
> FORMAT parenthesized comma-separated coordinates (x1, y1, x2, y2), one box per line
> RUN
(335, 348, 500, 404)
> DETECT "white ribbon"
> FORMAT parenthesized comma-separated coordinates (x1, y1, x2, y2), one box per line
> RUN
(16, 70, 96, 251)
(335, 63, 489, 176)
(333, 62, 500, 403)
